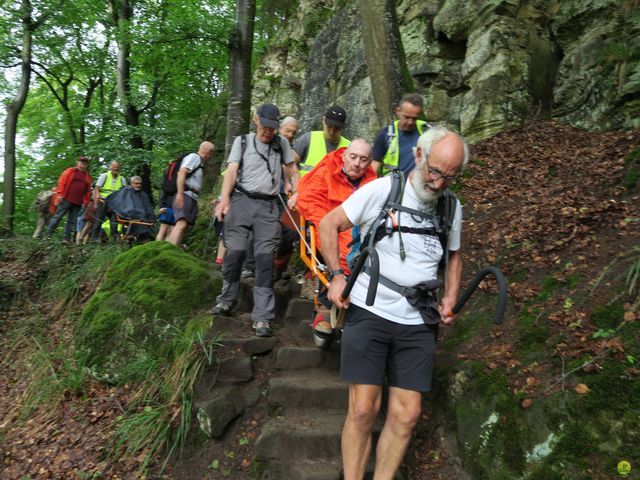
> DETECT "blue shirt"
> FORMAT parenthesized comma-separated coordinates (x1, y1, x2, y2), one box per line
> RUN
(372, 126, 421, 175)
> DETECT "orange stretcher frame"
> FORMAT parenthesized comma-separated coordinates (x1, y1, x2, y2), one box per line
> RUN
(297, 213, 330, 289)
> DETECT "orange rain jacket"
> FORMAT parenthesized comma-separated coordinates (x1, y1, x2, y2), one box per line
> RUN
(55, 167, 92, 206)
(297, 147, 377, 272)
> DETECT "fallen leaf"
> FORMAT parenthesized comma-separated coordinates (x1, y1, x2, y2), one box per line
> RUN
(575, 383, 590, 394)
(521, 399, 533, 408)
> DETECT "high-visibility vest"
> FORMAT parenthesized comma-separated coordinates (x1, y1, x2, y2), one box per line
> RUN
(99, 171, 124, 198)
(299, 131, 350, 176)
(381, 120, 429, 176)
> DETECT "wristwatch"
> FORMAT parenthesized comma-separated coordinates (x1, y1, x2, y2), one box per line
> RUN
(330, 269, 346, 280)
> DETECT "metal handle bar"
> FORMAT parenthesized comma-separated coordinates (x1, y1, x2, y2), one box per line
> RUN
(452, 266, 507, 324)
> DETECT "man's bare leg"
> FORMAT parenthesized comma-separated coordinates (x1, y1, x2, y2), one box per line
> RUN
(166, 219, 188, 246)
(342, 384, 382, 479)
(373, 386, 422, 479)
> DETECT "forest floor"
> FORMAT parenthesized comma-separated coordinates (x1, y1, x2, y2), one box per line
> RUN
(0, 120, 639, 479)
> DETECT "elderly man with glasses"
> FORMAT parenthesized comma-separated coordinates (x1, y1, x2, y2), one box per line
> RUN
(319, 125, 468, 480)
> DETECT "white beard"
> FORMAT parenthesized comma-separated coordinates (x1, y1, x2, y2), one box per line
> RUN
(411, 166, 441, 206)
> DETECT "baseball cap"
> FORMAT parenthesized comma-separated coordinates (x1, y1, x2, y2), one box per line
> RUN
(257, 103, 281, 129)
(324, 105, 347, 128)
(78, 156, 89, 163)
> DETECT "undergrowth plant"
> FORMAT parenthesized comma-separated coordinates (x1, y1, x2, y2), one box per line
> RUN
(626, 246, 640, 306)
(111, 323, 220, 474)
(19, 339, 89, 419)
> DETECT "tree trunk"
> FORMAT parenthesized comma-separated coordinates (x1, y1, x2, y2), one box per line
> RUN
(224, 0, 256, 161)
(113, 0, 152, 196)
(2, 0, 33, 234)
(359, 0, 414, 126)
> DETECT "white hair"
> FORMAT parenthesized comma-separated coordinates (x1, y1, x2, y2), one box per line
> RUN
(414, 125, 469, 170)
(130, 175, 142, 183)
(281, 116, 298, 126)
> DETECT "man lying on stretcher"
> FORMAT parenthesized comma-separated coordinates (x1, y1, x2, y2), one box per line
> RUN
(296, 139, 377, 348)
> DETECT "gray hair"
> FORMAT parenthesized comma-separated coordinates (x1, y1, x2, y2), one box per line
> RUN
(130, 175, 142, 183)
(281, 116, 298, 127)
(415, 125, 469, 170)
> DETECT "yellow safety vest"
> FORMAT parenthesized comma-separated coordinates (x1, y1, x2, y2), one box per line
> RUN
(299, 131, 350, 176)
(99, 171, 124, 198)
(381, 120, 429, 176)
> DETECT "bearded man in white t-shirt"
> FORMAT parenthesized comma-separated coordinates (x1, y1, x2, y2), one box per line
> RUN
(319, 125, 468, 480)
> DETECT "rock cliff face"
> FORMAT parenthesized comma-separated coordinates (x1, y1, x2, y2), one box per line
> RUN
(252, 0, 639, 142)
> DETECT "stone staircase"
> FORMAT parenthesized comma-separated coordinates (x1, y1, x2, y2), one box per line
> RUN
(184, 276, 404, 480)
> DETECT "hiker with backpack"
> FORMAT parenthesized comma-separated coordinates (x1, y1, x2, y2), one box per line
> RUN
(211, 103, 299, 337)
(372, 93, 429, 176)
(156, 152, 188, 241)
(319, 126, 468, 480)
(165, 141, 214, 246)
(296, 138, 377, 348)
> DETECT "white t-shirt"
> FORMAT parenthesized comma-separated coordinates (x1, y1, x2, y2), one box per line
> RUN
(341, 175, 462, 325)
(182, 153, 203, 200)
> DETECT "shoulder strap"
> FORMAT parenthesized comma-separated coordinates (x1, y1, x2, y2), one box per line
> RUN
(237, 135, 247, 182)
(364, 169, 405, 251)
(435, 189, 458, 270)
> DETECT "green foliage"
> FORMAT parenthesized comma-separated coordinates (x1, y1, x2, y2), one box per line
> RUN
(590, 302, 624, 330)
(76, 241, 219, 379)
(111, 320, 220, 474)
(516, 308, 549, 356)
(19, 339, 89, 419)
(626, 246, 640, 298)
(1, 0, 235, 234)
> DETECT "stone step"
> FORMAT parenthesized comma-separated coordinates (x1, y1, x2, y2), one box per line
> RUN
(260, 458, 342, 480)
(255, 409, 345, 461)
(268, 369, 348, 410)
(275, 345, 340, 371)
(219, 336, 278, 356)
(284, 297, 315, 323)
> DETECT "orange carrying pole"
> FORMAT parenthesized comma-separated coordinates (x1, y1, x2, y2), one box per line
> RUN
(298, 213, 330, 289)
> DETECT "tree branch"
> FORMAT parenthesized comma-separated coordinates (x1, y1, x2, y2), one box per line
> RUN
(148, 33, 229, 49)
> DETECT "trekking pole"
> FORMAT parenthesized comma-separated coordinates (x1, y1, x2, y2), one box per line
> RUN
(201, 208, 218, 260)
(277, 194, 328, 273)
(451, 266, 507, 324)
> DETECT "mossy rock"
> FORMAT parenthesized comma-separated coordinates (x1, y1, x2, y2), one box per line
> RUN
(76, 242, 219, 379)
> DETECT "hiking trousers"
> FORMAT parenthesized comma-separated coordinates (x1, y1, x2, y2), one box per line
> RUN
(217, 191, 280, 323)
(47, 199, 82, 240)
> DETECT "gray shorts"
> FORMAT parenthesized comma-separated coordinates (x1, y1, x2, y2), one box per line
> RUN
(173, 194, 198, 225)
(340, 304, 437, 392)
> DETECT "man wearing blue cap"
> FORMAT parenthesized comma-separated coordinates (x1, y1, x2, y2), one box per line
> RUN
(212, 103, 300, 337)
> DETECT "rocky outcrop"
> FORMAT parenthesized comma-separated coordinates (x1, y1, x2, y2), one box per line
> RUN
(252, 0, 639, 142)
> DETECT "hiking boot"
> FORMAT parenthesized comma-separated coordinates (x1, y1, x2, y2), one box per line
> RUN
(312, 313, 334, 350)
(241, 269, 255, 279)
(210, 303, 232, 316)
(61, 237, 71, 245)
(253, 321, 273, 337)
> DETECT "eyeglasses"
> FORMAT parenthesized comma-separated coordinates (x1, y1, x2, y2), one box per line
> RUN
(426, 157, 458, 184)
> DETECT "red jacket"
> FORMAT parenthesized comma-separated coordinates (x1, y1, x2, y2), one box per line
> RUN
(56, 167, 92, 205)
(297, 147, 377, 272)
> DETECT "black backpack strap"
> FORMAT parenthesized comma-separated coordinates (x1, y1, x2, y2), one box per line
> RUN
(364, 169, 405, 251)
(435, 189, 458, 270)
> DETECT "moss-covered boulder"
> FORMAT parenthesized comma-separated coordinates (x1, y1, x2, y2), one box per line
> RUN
(434, 352, 640, 479)
(76, 242, 219, 380)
